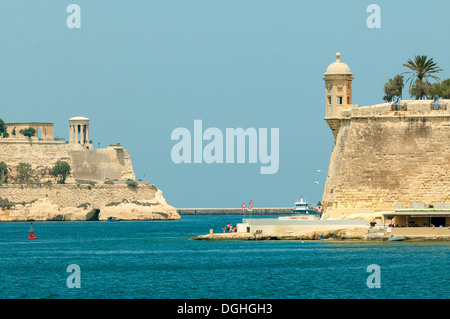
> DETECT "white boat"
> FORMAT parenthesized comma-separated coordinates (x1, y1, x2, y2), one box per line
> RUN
(388, 235, 405, 241)
(278, 197, 323, 220)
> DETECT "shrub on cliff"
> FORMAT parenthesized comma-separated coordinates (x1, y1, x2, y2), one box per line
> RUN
(16, 163, 34, 183)
(0, 197, 13, 209)
(50, 161, 71, 184)
(126, 180, 138, 190)
(77, 202, 91, 209)
(0, 162, 8, 184)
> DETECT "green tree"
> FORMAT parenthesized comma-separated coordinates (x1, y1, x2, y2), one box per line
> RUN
(19, 127, 36, 139)
(435, 79, 450, 99)
(427, 82, 442, 101)
(402, 55, 443, 87)
(16, 162, 34, 183)
(50, 161, 71, 184)
(0, 118, 6, 135)
(409, 80, 431, 100)
(383, 74, 404, 102)
(0, 161, 8, 184)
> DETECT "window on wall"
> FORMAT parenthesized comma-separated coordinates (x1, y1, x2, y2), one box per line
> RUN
(337, 97, 343, 105)
(327, 96, 332, 105)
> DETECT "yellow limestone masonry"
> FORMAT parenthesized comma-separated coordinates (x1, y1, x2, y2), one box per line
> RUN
(321, 53, 450, 218)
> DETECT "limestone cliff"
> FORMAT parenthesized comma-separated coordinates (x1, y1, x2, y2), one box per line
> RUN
(0, 183, 180, 221)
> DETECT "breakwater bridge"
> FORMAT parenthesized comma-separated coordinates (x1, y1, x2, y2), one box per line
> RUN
(177, 207, 293, 216)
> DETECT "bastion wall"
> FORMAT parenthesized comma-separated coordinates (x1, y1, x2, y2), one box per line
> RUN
(0, 140, 135, 182)
(322, 100, 450, 218)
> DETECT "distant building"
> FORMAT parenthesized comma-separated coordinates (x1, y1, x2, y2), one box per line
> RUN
(5, 122, 54, 141)
(0, 117, 136, 183)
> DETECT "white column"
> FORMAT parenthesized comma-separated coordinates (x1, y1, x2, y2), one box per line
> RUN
(85, 125, 89, 144)
(75, 124, 79, 144)
(81, 125, 85, 145)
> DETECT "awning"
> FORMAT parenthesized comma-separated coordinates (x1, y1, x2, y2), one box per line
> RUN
(383, 211, 450, 219)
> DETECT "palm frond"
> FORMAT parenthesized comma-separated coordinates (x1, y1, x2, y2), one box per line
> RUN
(402, 55, 443, 87)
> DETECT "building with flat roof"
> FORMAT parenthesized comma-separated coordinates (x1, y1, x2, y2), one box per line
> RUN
(378, 203, 450, 238)
(5, 122, 55, 141)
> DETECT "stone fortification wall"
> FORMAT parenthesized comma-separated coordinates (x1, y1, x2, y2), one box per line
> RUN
(322, 100, 450, 219)
(0, 140, 70, 179)
(69, 146, 135, 182)
(0, 141, 135, 182)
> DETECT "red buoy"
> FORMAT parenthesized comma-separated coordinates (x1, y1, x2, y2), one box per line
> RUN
(28, 225, 37, 240)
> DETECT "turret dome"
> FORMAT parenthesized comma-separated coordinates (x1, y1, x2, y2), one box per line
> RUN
(324, 52, 352, 75)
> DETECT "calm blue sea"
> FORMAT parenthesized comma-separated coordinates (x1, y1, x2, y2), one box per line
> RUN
(0, 215, 448, 299)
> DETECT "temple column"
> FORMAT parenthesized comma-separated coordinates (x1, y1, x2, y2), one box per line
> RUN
(81, 125, 85, 145)
(75, 125, 79, 144)
(85, 125, 89, 144)
(69, 125, 73, 143)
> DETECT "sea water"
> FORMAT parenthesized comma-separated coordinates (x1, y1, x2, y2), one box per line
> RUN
(0, 215, 448, 299)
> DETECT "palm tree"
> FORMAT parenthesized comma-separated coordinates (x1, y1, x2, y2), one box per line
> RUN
(402, 55, 443, 87)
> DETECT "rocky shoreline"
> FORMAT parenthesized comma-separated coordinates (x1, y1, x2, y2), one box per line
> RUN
(190, 228, 450, 241)
(0, 197, 180, 222)
(0, 184, 180, 222)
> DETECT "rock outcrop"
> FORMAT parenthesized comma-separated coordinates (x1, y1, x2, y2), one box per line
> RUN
(0, 183, 179, 221)
(98, 190, 180, 221)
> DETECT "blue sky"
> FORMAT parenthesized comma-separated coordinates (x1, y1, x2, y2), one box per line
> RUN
(0, 0, 449, 208)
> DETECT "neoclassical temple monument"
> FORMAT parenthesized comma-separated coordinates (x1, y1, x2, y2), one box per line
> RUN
(321, 53, 450, 227)
(1, 117, 135, 182)
(68, 116, 92, 149)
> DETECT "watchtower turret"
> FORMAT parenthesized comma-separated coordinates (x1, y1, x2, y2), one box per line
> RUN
(323, 52, 354, 138)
